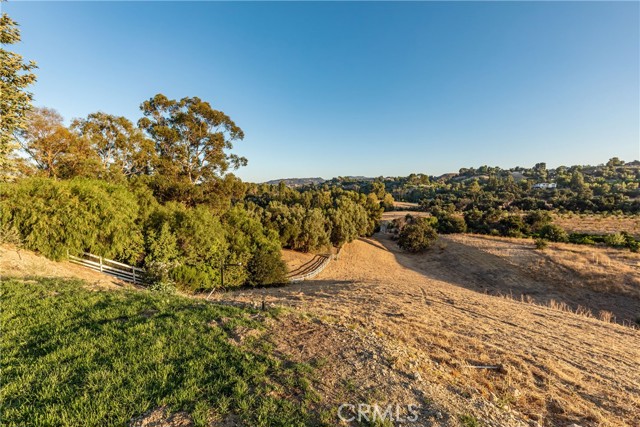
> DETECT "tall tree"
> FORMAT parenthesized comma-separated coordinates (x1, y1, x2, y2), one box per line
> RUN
(138, 94, 246, 184)
(0, 12, 37, 179)
(71, 112, 155, 179)
(19, 107, 98, 178)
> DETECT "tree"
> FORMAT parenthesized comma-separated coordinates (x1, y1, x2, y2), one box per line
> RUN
(0, 13, 37, 179)
(19, 107, 99, 178)
(533, 162, 548, 181)
(397, 217, 438, 253)
(71, 112, 154, 179)
(538, 224, 568, 242)
(569, 170, 586, 192)
(138, 94, 246, 184)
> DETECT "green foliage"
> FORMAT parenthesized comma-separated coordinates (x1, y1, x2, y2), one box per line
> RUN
(538, 224, 569, 243)
(170, 264, 217, 293)
(499, 215, 527, 237)
(397, 217, 438, 253)
(138, 94, 246, 185)
(0, 178, 143, 262)
(1, 277, 315, 426)
(224, 206, 287, 287)
(435, 213, 467, 234)
(534, 238, 548, 250)
(524, 210, 552, 232)
(328, 197, 369, 247)
(71, 112, 155, 180)
(568, 233, 596, 245)
(604, 232, 626, 248)
(247, 243, 287, 286)
(0, 12, 37, 179)
(297, 208, 331, 252)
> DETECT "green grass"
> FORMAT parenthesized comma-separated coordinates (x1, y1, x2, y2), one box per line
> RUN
(1, 277, 318, 427)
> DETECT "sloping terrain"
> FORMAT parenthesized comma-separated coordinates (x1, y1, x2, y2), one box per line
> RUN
(215, 234, 640, 427)
(3, 239, 639, 426)
(0, 244, 128, 289)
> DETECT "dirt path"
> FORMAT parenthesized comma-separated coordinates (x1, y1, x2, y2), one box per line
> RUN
(212, 234, 640, 427)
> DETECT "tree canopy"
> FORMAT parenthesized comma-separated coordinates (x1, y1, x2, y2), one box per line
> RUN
(0, 12, 37, 179)
(138, 94, 246, 185)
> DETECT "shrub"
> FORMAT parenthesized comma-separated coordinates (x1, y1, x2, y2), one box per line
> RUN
(436, 214, 467, 234)
(534, 238, 548, 250)
(247, 243, 287, 286)
(604, 232, 626, 248)
(538, 224, 568, 242)
(398, 218, 438, 253)
(568, 233, 596, 245)
(170, 264, 217, 293)
(0, 178, 143, 262)
(525, 210, 552, 232)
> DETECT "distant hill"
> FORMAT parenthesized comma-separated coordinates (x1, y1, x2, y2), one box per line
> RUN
(264, 177, 325, 187)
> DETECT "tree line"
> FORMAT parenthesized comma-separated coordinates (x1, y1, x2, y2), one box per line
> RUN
(0, 13, 383, 293)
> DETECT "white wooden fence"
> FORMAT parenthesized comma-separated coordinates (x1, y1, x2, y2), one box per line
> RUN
(288, 254, 331, 282)
(68, 252, 146, 285)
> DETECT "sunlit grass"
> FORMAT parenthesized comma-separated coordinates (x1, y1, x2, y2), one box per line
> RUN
(1, 278, 316, 426)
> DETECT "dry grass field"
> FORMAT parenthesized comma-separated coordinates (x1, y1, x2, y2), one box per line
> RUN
(553, 213, 640, 237)
(214, 234, 640, 427)
(3, 236, 639, 426)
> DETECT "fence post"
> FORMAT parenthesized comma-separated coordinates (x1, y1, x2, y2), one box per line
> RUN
(99, 256, 103, 272)
(132, 268, 136, 284)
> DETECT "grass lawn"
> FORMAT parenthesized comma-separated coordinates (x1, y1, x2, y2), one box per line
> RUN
(1, 277, 318, 427)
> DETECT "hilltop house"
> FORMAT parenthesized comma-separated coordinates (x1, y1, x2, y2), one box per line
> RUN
(532, 182, 557, 189)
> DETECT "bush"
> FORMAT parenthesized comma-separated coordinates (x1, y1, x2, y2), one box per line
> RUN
(0, 178, 143, 262)
(436, 214, 467, 234)
(398, 218, 438, 253)
(525, 210, 552, 232)
(538, 224, 568, 242)
(247, 243, 287, 286)
(568, 233, 596, 245)
(170, 264, 217, 293)
(534, 238, 548, 250)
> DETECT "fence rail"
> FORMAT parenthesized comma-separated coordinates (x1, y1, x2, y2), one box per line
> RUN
(288, 254, 331, 282)
(68, 252, 146, 285)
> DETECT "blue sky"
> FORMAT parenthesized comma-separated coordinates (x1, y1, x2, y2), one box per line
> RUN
(4, 1, 639, 182)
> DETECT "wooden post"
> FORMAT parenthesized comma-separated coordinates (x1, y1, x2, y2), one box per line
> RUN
(100, 256, 103, 272)
(132, 268, 136, 284)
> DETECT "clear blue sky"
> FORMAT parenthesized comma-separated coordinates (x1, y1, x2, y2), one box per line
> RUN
(4, 1, 639, 182)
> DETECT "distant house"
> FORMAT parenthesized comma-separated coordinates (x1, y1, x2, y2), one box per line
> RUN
(532, 182, 557, 189)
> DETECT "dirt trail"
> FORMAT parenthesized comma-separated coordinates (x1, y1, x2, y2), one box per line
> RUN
(214, 234, 640, 427)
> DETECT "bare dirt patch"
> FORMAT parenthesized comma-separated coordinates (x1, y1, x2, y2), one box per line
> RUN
(129, 406, 193, 427)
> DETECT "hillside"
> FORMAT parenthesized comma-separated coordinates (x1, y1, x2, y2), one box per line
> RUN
(3, 239, 639, 426)
(213, 234, 640, 426)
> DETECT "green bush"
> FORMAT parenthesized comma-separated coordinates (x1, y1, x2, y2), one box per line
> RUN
(170, 264, 218, 293)
(398, 218, 438, 253)
(568, 233, 596, 245)
(0, 178, 143, 262)
(247, 243, 287, 286)
(538, 224, 568, 242)
(436, 214, 467, 234)
(604, 232, 626, 248)
(534, 238, 548, 250)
